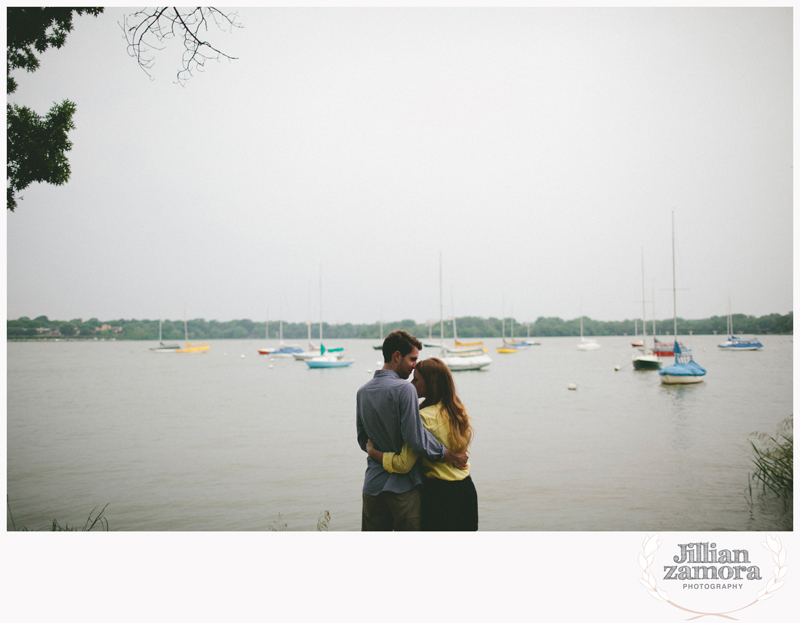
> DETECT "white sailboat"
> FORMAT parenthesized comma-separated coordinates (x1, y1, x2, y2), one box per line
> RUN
(442, 289, 487, 357)
(659, 213, 706, 384)
(295, 270, 343, 361)
(304, 265, 350, 366)
(297, 280, 322, 356)
(576, 302, 600, 350)
(150, 317, 180, 352)
(717, 294, 763, 351)
(435, 253, 491, 371)
(632, 248, 660, 370)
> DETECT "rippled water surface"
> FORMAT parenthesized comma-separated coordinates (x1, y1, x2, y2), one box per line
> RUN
(6, 336, 792, 531)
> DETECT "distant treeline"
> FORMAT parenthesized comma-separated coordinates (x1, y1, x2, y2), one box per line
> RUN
(7, 312, 793, 341)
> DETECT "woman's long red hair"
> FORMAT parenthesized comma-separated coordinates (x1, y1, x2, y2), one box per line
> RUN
(416, 358, 473, 453)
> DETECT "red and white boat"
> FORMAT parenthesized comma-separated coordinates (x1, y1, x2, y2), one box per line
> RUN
(652, 339, 685, 357)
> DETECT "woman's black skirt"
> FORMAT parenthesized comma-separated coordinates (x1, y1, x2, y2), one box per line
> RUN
(421, 474, 478, 531)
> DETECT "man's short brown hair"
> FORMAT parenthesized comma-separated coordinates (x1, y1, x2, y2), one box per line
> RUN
(382, 329, 423, 363)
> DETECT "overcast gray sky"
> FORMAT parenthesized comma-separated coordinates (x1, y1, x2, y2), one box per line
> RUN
(5, 7, 793, 326)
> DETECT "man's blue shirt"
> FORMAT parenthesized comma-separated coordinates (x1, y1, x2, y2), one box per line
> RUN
(356, 369, 446, 495)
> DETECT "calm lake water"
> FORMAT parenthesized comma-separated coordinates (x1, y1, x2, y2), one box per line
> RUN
(6, 335, 793, 531)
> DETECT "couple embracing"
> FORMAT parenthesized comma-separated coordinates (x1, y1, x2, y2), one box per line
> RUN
(356, 330, 478, 531)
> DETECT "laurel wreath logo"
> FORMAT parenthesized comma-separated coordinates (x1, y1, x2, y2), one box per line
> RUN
(638, 533, 787, 620)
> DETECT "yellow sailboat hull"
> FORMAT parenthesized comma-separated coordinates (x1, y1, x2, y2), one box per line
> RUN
(176, 342, 210, 354)
(455, 339, 484, 348)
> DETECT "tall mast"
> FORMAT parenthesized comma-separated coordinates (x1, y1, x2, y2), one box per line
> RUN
(184, 306, 188, 343)
(501, 294, 505, 341)
(451, 287, 457, 343)
(671, 212, 677, 340)
(319, 264, 323, 342)
(279, 300, 283, 344)
(266, 305, 269, 340)
(728, 292, 732, 336)
(641, 247, 647, 349)
(651, 279, 656, 341)
(439, 251, 444, 347)
(307, 280, 312, 347)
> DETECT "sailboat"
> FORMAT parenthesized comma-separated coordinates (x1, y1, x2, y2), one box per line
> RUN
(717, 295, 763, 351)
(293, 280, 322, 357)
(372, 307, 384, 350)
(150, 318, 180, 352)
(631, 319, 643, 348)
(259, 302, 301, 356)
(652, 337, 684, 357)
(632, 248, 661, 370)
(256, 307, 271, 355)
(659, 213, 706, 384)
(295, 269, 344, 361)
(442, 290, 488, 356)
(175, 309, 210, 354)
(501, 303, 532, 349)
(496, 298, 518, 354)
(521, 320, 541, 346)
(267, 318, 302, 357)
(304, 265, 350, 367)
(576, 303, 600, 350)
(306, 354, 354, 368)
(442, 316, 487, 356)
(435, 253, 492, 371)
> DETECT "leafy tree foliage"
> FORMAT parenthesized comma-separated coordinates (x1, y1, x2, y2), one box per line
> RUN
(6, 312, 793, 341)
(58, 323, 77, 337)
(6, 7, 103, 211)
(7, 7, 240, 211)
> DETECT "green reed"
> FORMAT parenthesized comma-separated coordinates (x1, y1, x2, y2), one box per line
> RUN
(748, 416, 793, 505)
(266, 510, 332, 531)
(8, 497, 110, 531)
(8, 498, 331, 531)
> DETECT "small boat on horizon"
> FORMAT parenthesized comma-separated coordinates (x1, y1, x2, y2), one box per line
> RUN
(258, 312, 300, 357)
(150, 318, 180, 353)
(576, 310, 600, 351)
(632, 249, 660, 371)
(497, 298, 519, 354)
(175, 309, 210, 354)
(717, 297, 763, 351)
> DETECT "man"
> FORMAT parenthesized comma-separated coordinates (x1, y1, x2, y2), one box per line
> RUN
(357, 329, 468, 531)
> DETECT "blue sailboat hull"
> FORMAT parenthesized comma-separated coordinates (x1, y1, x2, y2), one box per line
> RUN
(306, 359, 354, 368)
(718, 336, 763, 350)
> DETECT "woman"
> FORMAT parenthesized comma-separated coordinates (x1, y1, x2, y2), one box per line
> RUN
(366, 357, 478, 531)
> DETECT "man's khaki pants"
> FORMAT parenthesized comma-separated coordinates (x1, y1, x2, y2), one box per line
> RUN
(361, 486, 421, 531)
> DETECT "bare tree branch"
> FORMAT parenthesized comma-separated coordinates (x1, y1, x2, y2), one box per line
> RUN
(120, 7, 241, 85)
